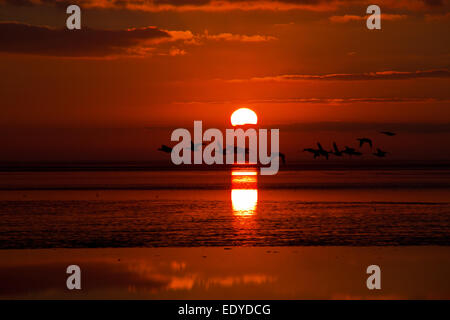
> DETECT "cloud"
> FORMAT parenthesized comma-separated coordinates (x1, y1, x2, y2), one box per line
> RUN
(172, 97, 449, 105)
(0, 22, 170, 57)
(202, 31, 277, 42)
(422, 0, 444, 6)
(329, 13, 408, 23)
(242, 97, 449, 104)
(425, 12, 450, 21)
(0, 0, 447, 12)
(165, 30, 195, 41)
(329, 14, 364, 23)
(2, 0, 34, 5)
(0, 22, 274, 58)
(228, 69, 450, 82)
(0, 0, 338, 12)
(168, 47, 187, 56)
(279, 121, 450, 133)
(166, 29, 277, 44)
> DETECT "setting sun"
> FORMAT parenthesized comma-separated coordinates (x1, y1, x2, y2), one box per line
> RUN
(231, 108, 258, 126)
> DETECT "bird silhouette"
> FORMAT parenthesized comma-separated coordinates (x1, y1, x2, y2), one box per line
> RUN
(190, 141, 206, 151)
(229, 145, 250, 154)
(342, 146, 355, 153)
(215, 142, 229, 155)
(342, 146, 362, 156)
(271, 152, 286, 165)
(216, 142, 282, 164)
(373, 148, 388, 157)
(379, 131, 396, 136)
(332, 142, 343, 156)
(357, 138, 372, 148)
(303, 148, 320, 159)
(217, 142, 249, 155)
(317, 143, 331, 160)
(157, 144, 172, 153)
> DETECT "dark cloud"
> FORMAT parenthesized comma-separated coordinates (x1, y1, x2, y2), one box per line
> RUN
(0, 22, 170, 57)
(153, 0, 212, 5)
(151, 0, 327, 4)
(0, 0, 446, 11)
(422, 0, 444, 6)
(3, 0, 33, 5)
(0, 0, 363, 12)
(1, 0, 328, 5)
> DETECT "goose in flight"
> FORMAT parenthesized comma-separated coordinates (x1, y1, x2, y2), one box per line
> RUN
(373, 148, 388, 157)
(158, 141, 206, 154)
(157, 144, 173, 154)
(303, 148, 320, 159)
(190, 141, 206, 151)
(342, 146, 355, 153)
(379, 131, 396, 136)
(271, 152, 286, 165)
(342, 146, 362, 156)
(357, 138, 372, 148)
(229, 145, 250, 154)
(215, 141, 229, 155)
(332, 142, 343, 156)
(217, 142, 249, 155)
(317, 142, 331, 160)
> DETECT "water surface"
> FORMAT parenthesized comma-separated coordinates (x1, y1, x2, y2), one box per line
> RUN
(0, 169, 449, 248)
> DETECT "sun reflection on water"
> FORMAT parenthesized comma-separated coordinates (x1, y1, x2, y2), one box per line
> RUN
(231, 169, 258, 216)
(231, 189, 258, 216)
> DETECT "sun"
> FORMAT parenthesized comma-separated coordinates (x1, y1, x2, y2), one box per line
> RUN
(231, 108, 258, 126)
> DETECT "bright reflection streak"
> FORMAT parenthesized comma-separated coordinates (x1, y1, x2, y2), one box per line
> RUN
(231, 171, 257, 176)
(232, 175, 256, 185)
(231, 169, 258, 216)
(231, 189, 258, 216)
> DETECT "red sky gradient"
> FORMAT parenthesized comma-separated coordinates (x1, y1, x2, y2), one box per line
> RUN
(0, 0, 449, 163)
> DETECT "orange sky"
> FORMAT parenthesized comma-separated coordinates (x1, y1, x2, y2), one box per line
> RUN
(0, 0, 449, 163)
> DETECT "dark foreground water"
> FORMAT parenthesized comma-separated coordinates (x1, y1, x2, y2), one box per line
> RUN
(1, 247, 449, 299)
(0, 169, 449, 248)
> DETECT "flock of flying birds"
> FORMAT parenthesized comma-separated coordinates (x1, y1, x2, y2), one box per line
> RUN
(303, 131, 395, 160)
(157, 141, 287, 164)
(157, 131, 396, 164)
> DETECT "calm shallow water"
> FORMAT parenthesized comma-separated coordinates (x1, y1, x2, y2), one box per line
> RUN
(0, 169, 449, 248)
(1, 247, 449, 299)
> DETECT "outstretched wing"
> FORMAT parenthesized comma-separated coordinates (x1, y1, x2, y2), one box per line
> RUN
(279, 153, 286, 165)
(317, 143, 324, 151)
(358, 139, 363, 147)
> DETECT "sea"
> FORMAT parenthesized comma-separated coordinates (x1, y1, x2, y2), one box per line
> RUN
(1, 166, 449, 248)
